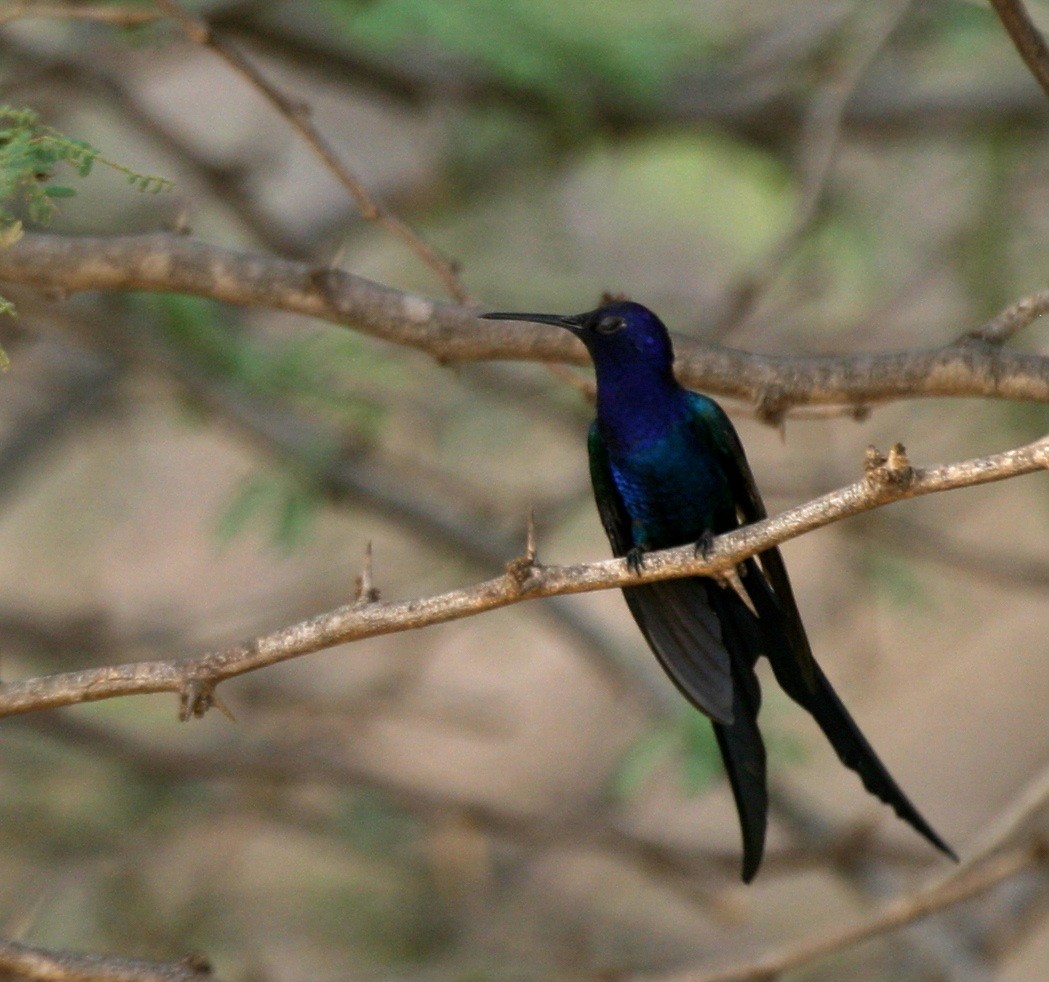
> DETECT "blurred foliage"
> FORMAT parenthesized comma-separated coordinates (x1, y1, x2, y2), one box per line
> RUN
(151, 295, 409, 550)
(0, 105, 171, 238)
(615, 711, 723, 799)
(216, 472, 325, 551)
(616, 702, 807, 801)
(154, 295, 392, 434)
(321, 0, 715, 119)
(861, 547, 935, 613)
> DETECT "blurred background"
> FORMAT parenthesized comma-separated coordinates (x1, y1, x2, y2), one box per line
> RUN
(1, 1, 1048, 978)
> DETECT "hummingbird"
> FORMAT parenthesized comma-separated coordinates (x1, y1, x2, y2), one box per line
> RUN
(483, 300, 955, 881)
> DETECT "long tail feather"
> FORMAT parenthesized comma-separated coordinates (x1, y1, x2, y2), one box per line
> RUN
(745, 561, 956, 860)
(708, 584, 768, 882)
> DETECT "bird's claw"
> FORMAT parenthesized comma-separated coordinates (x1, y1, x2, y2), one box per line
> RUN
(626, 546, 647, 574)
(694, 530, 715, 559)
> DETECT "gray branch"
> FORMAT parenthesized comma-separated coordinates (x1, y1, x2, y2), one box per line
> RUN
(2, 234, 1048, 410)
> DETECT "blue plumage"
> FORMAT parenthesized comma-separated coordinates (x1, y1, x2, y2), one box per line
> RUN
(483, 301, 955, 881)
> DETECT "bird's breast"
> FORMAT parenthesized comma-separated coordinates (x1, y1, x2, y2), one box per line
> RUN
(606, 427, 734, 549)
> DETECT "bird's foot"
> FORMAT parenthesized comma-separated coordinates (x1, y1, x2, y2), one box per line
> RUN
(694, 529, 716, 559)
(626, 545, 647, 575)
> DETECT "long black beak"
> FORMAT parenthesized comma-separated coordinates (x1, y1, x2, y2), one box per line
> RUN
(481, 311, 583, 334)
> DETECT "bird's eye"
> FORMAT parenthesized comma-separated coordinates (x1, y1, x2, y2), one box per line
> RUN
(595, 315, 626, 334)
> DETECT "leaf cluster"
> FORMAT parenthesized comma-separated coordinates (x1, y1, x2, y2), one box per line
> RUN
(0, 105, 172, 243)
(0, 105, 173, 350)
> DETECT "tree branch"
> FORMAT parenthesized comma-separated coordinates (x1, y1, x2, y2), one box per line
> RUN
(2, 233, 1048, 410)
(654, 844, 1046, 982)
(0, 435, 1043, 720)
(990, 0, 1049, 103)
(0, 937, 210, 982)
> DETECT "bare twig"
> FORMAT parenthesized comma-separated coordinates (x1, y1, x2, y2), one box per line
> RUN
(712, 0, 914, 336)
(990, 0, 1049, 103)
(964, 759, 1049, 871)
(0, 2, 161, 26)
(963, 287, 1049, 344)
(150, 0, 471, 302)
(0, 936, 210, 982)
(0, 435, 1044, 719)
(122, 317, 671, 710)
(2, 233, 1048, 409)
(653, 845, 1045, 982)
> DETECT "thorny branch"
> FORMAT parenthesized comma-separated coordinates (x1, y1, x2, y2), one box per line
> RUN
(0, 435, 1044, 720)
(1, 233, 1048, 412)
(150, 0, 471, 302)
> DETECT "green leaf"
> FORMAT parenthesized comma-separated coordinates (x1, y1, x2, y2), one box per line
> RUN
(274, 484, 321, 550)
(679, 713, 721, 794)
(613, 725, 674, 799)
(614, 711, 723, 800)
(215, 475, 277, 544)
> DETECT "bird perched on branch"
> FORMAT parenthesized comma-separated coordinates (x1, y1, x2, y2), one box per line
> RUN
(483, 300, 955, 881)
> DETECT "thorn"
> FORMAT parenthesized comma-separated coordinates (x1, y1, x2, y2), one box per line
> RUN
(754, 385, 787, 429)
(525, 507, 537, 564)
(887, 441, 911, 475)
(505, 509, 541, 590)
(717, 564, 758, 617)
(209, 690, 237, 724)
(355, 540, 380, 604)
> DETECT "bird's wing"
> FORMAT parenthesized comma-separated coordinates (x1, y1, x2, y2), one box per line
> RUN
(587, 423, 735, 724)
(687, 394, 818, 690)
(687, 396, 954, 860)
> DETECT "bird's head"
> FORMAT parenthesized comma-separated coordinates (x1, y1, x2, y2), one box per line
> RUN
(482, 301, 675, 380)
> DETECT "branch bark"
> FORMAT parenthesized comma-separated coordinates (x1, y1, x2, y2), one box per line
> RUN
(2, 233, 1048, 410)
(0, 937, 210, 982)
(0, 435, 1044, 720)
